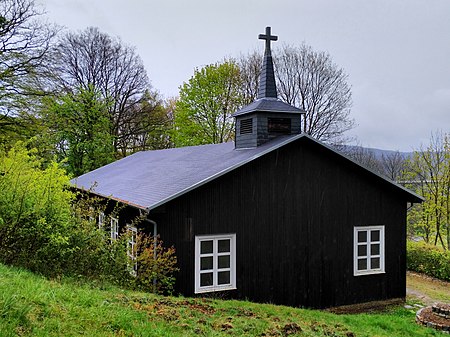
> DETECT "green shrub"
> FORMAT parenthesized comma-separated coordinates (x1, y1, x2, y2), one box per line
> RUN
(0, 142, 178, 293)
(0, 143, 74, 276)
(407, 241, 450, 281)
(133, 234, 178, 295)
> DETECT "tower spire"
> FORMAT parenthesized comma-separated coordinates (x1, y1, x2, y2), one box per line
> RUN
(257, 26, 278, 99)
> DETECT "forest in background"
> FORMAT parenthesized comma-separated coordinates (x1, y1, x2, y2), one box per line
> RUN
(1, 0, 450, 271)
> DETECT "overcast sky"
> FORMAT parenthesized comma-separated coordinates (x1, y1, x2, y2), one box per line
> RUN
(38, 0, 450, 151)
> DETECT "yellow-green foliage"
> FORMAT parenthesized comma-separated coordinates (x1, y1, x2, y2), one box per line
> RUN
(0, 143, 128, 281)
(407, 241, 450, 281)
(0, 142, 74, 275)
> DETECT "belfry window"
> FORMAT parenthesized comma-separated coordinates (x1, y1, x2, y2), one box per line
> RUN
(268, 118, 291, 134)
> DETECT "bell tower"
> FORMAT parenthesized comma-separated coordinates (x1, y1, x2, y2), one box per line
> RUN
(233, 27, 305, 149)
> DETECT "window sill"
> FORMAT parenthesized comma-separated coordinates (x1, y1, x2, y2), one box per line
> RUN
(195, 286, 237, 294)
(354, 270, 385, 277)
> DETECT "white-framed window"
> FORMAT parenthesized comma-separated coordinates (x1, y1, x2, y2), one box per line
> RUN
(127, 225, 138, 276)
(88, 207, 94, 223)
(354, 226, 385, 276)
(98, 212, 105, 229)
(194, 233, 236, 294)
(110, 217, 119, 241)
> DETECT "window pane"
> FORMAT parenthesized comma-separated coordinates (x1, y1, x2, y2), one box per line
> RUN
(201, 240, 213, 254)
(371, 257, 380, 269)
(218, 239, 230, 253)
(200, 273, 213, 287)
(200, 257, 213, 270)
(218, 271, 230, 285)
(371, 244, 380, 255)
(357, 258, 367, 271)
(218, 255, 230, 269)
(357, 231, 367, 243)
(357, 245, 367, 257)
(371, 230, 380, 242)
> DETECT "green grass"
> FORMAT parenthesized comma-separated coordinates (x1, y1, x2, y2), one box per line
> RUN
(0, 264, 442, 336)
(407, 271, 450, 303)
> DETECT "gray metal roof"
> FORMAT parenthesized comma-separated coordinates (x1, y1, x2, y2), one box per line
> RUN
(72, 135, 300, 210)
(232, 98, 305, 117)
(71, 134, 423, 211)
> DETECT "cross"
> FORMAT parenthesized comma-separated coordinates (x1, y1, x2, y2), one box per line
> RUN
(258, 26, 278, 54)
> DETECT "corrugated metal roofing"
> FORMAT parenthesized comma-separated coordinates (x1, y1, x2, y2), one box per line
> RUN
(71, 134, 423, 211)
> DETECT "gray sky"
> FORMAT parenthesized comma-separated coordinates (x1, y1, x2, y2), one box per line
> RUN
(38, 0, 450, 151)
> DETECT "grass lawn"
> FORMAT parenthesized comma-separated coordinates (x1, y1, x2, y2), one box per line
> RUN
(407, 271, 450, 304)
(0, 264, 445, 336)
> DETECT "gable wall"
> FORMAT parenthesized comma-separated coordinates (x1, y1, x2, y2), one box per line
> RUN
(152, 138, 407, 308)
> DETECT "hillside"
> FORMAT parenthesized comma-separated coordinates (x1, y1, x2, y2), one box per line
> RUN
(0, 264, 442, 337)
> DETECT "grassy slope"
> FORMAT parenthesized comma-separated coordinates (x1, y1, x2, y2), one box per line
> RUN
(0, 264, 442, 337)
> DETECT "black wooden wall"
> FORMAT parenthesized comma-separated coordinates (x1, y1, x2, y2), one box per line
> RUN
(149, 137, 410, 308)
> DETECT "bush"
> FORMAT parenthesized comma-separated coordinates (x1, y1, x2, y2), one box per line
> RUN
(407, 241, 450, 281)
(0, 143, 129, 281)
(133, 234, 178, 295)
(0, 143, 178, 293)
(0, 143, 74, 276)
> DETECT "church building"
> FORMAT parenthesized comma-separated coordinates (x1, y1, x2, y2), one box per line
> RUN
(72, 27, 422, 309)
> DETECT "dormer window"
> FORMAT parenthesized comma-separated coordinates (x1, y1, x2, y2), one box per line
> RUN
(268, 118, 291, 135)
(240, 118, 253, 134)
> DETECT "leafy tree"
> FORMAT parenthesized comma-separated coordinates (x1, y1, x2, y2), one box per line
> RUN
(50, 27, 162, 155)
(173, 61, 243, 146)
(43, 85, 114, 176)
(117, 90, 173, 155)
(404, 132, 450, 249)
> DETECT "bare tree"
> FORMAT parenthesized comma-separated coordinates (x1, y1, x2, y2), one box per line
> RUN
(0, 0, 56, 116)
(236, 51, 261, 105)
(50, 27, 161, 155)
(380, 151, 407, 181)
(237, 44, 354, 144)
(274, 44, 353, 144)
(341, 145, 383, 175)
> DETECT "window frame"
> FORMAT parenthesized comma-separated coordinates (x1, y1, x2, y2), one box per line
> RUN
(98, 212, 105, 229)
(88, 207, 95, 223)
(127, 225, 138, 276)
(110, 217, 119, 241)
(354, 225, 385, 276)
(194, 233, 236, 294)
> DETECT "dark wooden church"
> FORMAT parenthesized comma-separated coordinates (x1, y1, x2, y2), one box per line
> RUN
(72, 27, 422, 309)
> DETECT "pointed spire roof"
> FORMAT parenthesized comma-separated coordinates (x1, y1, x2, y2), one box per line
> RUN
(257, 26, 278, 99)
(233, 27, 305, 117)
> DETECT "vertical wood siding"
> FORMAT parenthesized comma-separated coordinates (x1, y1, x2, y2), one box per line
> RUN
(151, 137, 409, 308)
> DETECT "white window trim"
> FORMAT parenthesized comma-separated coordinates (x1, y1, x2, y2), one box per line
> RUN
(111, 217, 119, 241)
(195, 233, 236, 294)
(98, 212, 105, 229)
(354, 225, 385, 276)
(88, 207, 95, 223)
(127, 225, 138, 276)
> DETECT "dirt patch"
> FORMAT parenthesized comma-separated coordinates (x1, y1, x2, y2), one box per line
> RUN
(326, 298, 404, 314)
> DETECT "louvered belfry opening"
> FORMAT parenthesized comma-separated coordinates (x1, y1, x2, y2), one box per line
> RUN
(233, 27, 306, 149)
(239, 118, 253, 135)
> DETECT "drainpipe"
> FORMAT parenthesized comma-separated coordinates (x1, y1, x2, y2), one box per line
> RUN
(144, 218, 158, 293)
